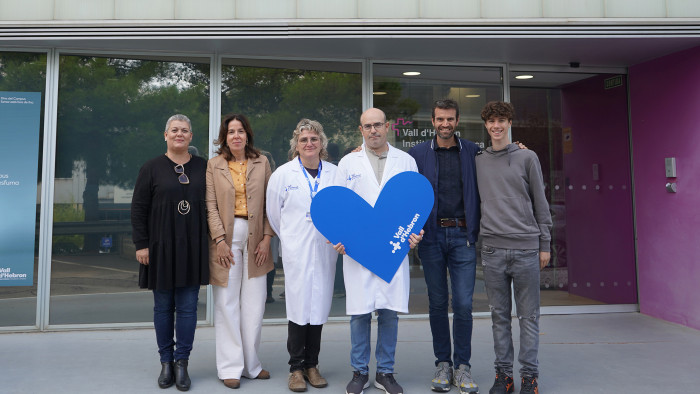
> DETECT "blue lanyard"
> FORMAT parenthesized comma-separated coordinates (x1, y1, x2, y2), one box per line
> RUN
(298, 156, 322, 200)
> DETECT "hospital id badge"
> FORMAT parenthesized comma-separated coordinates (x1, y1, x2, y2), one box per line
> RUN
(305, 212, 312, 222)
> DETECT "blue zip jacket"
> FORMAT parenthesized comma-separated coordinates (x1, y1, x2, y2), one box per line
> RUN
(408, 137, 481, 245)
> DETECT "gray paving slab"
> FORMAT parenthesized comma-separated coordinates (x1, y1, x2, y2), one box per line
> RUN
(1, 313, 699, 394)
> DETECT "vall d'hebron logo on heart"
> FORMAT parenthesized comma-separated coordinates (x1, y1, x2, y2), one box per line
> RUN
(390, 214, 420, 254)
(310, 171, 434, 283)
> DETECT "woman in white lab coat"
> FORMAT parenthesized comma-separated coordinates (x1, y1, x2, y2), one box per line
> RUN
(266, 119, 338, 392)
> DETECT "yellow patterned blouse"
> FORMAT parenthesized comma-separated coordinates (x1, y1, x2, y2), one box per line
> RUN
(228, 159, 248, 217)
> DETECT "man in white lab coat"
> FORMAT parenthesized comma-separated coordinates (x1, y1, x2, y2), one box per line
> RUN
(333, 108, 423, 394)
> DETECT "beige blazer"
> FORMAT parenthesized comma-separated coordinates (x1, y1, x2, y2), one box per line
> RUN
(206, 153, 274, 285)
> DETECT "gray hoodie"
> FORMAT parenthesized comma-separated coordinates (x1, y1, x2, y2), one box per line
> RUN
(475, 143, 552, 252)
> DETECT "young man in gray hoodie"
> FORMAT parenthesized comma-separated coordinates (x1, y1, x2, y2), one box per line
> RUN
(475, 101, 552, 394)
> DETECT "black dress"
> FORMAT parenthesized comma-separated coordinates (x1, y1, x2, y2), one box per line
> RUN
(131, 154, 209, 290)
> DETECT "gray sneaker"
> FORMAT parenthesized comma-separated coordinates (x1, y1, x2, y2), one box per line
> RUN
(374, 372, 403, 394)
(346, 371, 369, 394)
(431, 361, 453, 392)
(453, 364, 479, 393)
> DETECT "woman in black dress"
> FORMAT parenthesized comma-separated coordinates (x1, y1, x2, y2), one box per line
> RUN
(131, 114, 209, 391)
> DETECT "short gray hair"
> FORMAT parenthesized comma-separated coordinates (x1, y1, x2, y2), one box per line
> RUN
(165, 114, 192, 132)
(288, 118, 329, 161)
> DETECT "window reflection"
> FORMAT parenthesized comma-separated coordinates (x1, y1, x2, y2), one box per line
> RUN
(221, 59, 363, 319)
(374, 63, 504, 314)
(50, 55, 210, 325)
(374, 63, 503, 156)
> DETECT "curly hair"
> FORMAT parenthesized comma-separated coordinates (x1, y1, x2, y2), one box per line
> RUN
(480, 101, 515, 122)
(288, 118, 329, 161)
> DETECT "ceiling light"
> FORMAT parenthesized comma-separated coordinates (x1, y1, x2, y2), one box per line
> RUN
(373, 91, 387, 95)
(515, 74, 534, 80)
(465, 94, 481, 98)
(402, 71, 421, 76)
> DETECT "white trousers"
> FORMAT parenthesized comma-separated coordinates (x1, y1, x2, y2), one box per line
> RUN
(213, 218, 267, 379)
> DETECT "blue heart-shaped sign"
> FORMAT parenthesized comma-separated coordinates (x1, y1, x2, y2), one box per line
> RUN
(310, 171, 434, 283)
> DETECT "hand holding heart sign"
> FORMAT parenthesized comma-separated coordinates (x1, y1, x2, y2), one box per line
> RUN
(310, 171, 434, 283)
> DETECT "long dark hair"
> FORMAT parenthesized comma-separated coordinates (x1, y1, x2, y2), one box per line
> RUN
(215, 113, 261, 160)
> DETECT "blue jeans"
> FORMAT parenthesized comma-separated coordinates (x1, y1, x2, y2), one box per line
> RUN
(481, 246, 540, 377)
(417, 226, 476, 368)
(153, 286, 200, 363)
(350, 309, 398, 374)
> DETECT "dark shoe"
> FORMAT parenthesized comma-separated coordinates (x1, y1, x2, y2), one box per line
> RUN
(489, 371, 514, 394)
(288, 370, 307, 392)
(374, 372, 403, 394)
(266, 295, 275, 303)
(174, 359, 191, 391)
(223, 378, 240, 389)
(256, 369, 271, 379)
(304, 366, 328, 388)
(519, 376, 538, 394)
(345, 371, 369, 394)
(158, 361, 175, 389)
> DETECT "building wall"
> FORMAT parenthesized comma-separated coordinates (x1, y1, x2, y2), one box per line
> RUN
(561, 74, 637, 304)
(1, 0, 700, 20)
(629, 44, 700, 330)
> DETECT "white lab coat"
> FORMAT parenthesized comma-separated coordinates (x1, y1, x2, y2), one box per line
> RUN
(334, 144, 418, 315)
(266, 159, 338, 325)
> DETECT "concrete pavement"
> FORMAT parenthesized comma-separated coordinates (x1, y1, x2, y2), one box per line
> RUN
(1, 312, 699, 394)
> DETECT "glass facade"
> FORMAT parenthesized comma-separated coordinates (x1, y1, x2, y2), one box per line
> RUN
(373, 63, 503, 151)
(372, 63, 504, 314)
(49, 54, 210, 325)
(0, 50, 637, 330)
(220, 59, 363, 319)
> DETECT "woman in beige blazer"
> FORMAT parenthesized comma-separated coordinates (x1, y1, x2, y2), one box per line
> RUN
(206, 113, 274, 390)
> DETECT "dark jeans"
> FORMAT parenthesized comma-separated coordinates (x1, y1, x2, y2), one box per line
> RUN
(153, 286, 200, 363)
(418, 226, 477, 368)
(333, 254, 345, 295)
(267, 268, 275, 298)
(287, 321, 323, 372)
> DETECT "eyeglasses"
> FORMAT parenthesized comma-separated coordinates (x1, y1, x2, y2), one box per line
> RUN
(361, 122, 385, 131)
(168, 127, 191, 134)
(174, 164, 190, 184)
(299, 136, 320, 145)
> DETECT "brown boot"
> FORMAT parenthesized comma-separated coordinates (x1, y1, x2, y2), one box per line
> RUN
(288, 370, 307, 392)
(304, 367, 328, 388)
(256, 369, 270, 380)
(222, 378, 240, 389)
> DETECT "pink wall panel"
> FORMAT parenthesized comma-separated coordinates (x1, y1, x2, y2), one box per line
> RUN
(561, 74, 637, 304)
(629, 45, 700, 329)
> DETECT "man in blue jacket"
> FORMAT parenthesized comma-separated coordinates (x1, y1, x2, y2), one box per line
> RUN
(408, 99, 481, 394)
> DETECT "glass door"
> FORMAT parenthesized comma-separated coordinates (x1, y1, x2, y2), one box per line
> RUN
(509, 70, 637, 307)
